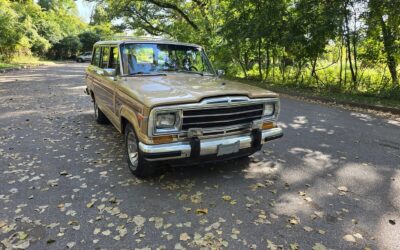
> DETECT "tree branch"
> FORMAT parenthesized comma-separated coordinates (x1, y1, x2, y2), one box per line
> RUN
(145, 0, 199, 30)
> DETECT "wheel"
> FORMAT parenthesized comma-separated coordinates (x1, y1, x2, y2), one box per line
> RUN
(93, 100, 108, 124)
(124, 123, 155, 177)
(77, 58, 83, 63)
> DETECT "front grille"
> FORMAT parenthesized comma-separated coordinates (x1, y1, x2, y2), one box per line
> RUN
(182, 104, 264, 131)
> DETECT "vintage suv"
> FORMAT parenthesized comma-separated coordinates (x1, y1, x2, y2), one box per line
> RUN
(85, 39, 283, 177)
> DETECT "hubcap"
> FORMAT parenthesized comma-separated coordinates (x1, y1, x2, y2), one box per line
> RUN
(127, 132, 139, 170)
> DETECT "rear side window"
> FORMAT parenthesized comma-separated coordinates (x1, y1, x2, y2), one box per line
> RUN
(92, 47, 100, 66)
(101, 47, 110, 68)
(110, 47, 120, 73)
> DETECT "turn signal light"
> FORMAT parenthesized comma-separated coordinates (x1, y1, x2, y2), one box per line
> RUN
(262, 122, 275, 130)
(153, 135, 174, 144)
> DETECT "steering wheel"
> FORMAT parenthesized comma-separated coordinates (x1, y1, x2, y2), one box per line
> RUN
(189, 65, 198, 71)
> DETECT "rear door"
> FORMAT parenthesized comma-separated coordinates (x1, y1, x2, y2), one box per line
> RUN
(94, 46, 115, 115)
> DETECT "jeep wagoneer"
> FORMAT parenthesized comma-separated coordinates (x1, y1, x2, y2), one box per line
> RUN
(85, 39, 283, 177)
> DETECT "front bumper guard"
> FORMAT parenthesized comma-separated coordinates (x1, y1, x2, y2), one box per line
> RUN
(139, 127, 283, 162)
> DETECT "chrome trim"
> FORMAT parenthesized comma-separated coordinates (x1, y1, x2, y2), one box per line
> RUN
(148, 96, 280, 136)
(139, 127, 283, 161)
(183, 108, 263, 118)
(183, 114, 261, 126)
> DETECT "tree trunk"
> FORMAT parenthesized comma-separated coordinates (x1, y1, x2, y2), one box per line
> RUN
(238, 59, 248, 79)
(257, 37, 263, 80)
(311, 57, 319, 83)
(380, 17, 398, 87)
(344, 3, 357, 86)
(339, 37, 343, 87)
(265, 47, 270, 80)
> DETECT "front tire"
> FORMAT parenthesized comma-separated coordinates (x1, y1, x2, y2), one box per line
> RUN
(124, 123, 155, 177)
(93, 100, 108, 124)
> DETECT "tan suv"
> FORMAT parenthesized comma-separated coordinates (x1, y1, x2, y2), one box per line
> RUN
(85, 39, 283, 177)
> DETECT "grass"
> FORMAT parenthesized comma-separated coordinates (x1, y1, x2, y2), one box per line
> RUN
(0, 62, 19, 70)
(0, 55, 54, 70)
(232, 77, 400, 110)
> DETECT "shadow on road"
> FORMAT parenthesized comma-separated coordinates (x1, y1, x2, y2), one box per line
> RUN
(1, 63, 399, 249)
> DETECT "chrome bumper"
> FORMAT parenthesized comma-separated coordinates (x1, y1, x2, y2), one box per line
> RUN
(139, 127, 283, 161)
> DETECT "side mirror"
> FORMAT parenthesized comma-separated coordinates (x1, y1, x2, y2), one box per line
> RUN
(217, 69, 225, 77)
(103, 68, 117, 77)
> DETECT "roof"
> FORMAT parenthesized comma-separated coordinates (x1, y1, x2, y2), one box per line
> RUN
(94, 38, 202, 48)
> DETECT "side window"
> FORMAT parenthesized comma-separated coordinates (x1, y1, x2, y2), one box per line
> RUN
(101, 47, 110, 68)
(109, 47, 120, 74)
(92, 47, 101, 66)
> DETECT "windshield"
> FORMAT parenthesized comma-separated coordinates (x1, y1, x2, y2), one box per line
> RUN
(120, 43, 215, 75)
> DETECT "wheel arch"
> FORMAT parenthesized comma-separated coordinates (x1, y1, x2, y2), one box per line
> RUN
(120, 106, 142, 138)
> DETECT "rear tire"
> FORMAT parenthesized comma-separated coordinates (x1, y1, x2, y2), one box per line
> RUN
(93, 100, 108, 124)
(124, 123, 155, 177)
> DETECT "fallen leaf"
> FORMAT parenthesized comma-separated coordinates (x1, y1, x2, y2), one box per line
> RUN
(66, 242, 76, 249)
(267, 240, 277, 250)
(0, 220, 6, 228)
(13, 240, 30, 249)
(17, 231, 28, 240)
(102, 230, 111, 236)
(312, 243, 327, 250)
(222, 195, 232, 201)
(86, 199, 97, 208)
(196, 208, 208, 215)
(303, 226, 313, 232)
(179, 233, 190, 241)
(190, 192, 203, 204)
(132, 215, 146, 226)
(290, 243, 299, 250)
(343, 234, 356, 242)
(289, 218, 299, 225)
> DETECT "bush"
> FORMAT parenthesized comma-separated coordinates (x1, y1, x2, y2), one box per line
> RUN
(49, 35, 82, 59)
(78, 31, 101, 52)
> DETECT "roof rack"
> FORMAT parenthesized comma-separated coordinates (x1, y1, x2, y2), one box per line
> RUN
(111, 35, 177, 41)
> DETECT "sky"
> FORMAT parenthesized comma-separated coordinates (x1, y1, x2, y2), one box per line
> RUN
(76, 0, 95, 23)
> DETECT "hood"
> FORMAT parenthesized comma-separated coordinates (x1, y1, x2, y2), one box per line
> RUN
(118, 73, 278, 108)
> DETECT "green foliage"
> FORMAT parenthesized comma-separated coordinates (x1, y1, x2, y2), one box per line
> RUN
(78, 31, 101, 52)
(50, 36, 82, 59)
(0, 0, 24, 59)
(96, 0, 399, 97)
(0, 0, 104, 61)
(1, 0, 398, 98)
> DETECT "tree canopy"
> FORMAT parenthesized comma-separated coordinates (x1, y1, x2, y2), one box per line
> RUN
(0, 0, 399, 97)
(93, 0, 399, 95)
(0, 0, 114, 60)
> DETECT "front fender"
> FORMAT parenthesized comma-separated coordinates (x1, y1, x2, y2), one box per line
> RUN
(119, 105, 149, 143)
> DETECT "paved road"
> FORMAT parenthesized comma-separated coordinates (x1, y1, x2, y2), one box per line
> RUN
(1, 63, 399, 250)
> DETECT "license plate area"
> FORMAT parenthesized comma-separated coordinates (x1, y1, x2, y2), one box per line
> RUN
(217, 141, 240, 156)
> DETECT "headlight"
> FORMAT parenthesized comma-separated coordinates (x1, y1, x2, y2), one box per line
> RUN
(156, 113, 177, 128)
(263, 103, 275, 116)
(153, 111, 181, 134)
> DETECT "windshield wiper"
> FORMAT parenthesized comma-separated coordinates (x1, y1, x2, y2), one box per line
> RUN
(129, 72, 167, 76)
(177, 70, 204, 76)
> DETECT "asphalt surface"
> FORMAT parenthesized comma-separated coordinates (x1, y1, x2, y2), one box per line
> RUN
(0, 63, 399, 250)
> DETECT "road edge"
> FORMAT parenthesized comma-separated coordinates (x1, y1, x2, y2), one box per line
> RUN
(276, 90, 400, 115)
